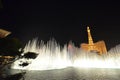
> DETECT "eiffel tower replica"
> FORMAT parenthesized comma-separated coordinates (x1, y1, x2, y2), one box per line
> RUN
(81, 26, 107, 55)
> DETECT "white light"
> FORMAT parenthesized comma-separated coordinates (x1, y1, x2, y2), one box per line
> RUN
(11, 39, 120, 70)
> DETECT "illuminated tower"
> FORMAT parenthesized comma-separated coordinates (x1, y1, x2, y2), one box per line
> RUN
(87, 27, 93, 45)
(81, 26, 107, 55)
(87, 26, 94, 51)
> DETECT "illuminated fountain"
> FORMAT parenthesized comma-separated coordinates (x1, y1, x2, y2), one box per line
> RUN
(11, 38, 120, 70)
(8, 27, 120, 80)
(11, 26, 120, 70)
(12, 39, 72, 70)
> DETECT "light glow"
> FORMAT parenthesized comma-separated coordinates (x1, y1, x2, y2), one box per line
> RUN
(11, 39, 120, 70)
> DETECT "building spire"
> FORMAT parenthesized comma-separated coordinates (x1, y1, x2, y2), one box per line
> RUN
(87, 26, 94, 45)
(81, 26, 107, 54)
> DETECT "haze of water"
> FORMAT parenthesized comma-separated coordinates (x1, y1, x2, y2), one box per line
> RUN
(11, 39, 120, 70)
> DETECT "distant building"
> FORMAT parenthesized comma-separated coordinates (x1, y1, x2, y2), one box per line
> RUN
(80, 26, 107, 55)
(0, 29, 11, 38)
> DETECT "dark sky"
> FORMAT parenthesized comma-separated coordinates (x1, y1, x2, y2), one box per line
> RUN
(0, 0, 120, 50)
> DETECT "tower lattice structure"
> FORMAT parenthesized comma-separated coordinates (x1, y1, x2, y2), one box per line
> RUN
(81, 26, 107, 55)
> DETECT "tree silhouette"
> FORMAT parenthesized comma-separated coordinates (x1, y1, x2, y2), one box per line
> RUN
(0, 37, 24, 80)
(0, 37, 23, 57)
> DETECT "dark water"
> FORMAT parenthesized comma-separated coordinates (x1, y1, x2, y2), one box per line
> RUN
(17, 67, 120, 80)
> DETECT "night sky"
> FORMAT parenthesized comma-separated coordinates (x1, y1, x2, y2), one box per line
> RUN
(0, 0, 120, 50)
